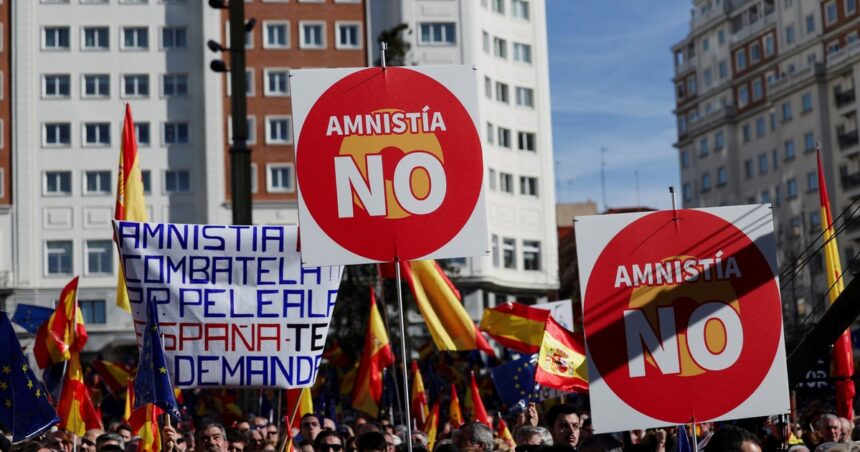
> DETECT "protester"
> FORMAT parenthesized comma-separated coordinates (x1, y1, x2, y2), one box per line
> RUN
(356, 432, 388, 452)
(198, 423, 229, 452)
(114, 424, 133, 444)
(227, 428, 246, 452)
(817, 415, 844, 448)
(315, 430, 346, 452)
(453, 422, 494, 452)
(514, 426, 552, 447)
(544, 404, 581, 449)
(96, 432, 125, 451)
(706, 425, 763, 452)
(302, 414, 324, 442)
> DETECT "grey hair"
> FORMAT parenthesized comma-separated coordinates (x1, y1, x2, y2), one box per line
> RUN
(197, 423, 227, 443)
(455, 422, 494, 451)
(514, 426, 553, 446)
(819, 414, 840, 429)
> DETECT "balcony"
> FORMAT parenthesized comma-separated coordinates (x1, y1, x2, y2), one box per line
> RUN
(836, 88, 856, 108)
(839, 129, 859, 149)
(842, 171, 860, 190)
(827, 40, 860, 70)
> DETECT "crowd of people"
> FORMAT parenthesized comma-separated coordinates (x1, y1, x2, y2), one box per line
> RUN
(10, 400, 860, 452)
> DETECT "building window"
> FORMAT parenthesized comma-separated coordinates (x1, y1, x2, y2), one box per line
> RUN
(336, 22, 361, 49)
(808, 171, 819, 191)
(750, 42, 761, 63)
(683, 183, 692, 202)
(804, 131, 815, 152)
(83, 123, 111, 146)
(85, 240, 113, 274)
(419, 23, 456, 45)
(486, 123, 494, 144)
(785, 139, 796, 160)
(699, 138, 709, 156)
(738, 85, 749, 108)
(44, 171, 72, 195)
(79, 300, 106, 324)
(122, 74, 149, 97)
(122, 27, 148, 50)
(782, 101, 792, 121)
(493, 37, 507, 59)
(44, 26, 70, 49)
(83, 26, 109, 50)
(801, 92, 813, 112)
(264, 69, 290, 97)
(488, 168, 497, 191)
(806, 14, 816, 33)
(484, 76, 492, 99)
(162, 74, 188, 97)
(263, 22, 290, 49)
(165, 169, 190, 193)
(515, 87, 534, 107)
(135, 122, 150, 147)
(265, 116, 292, 144)
(513, 42, 532, 63)
(512, 0, 529, 19)
(742, 124, 751, 143)
(83, 74, 110, 98)
(495, 82, 509, 103)
(849, 0, 858, 15)
(735, 48, 747, 71)
(267, 164, 294, 193)
(518, 132, 536, 151)
(300, 22, 325, 49)
(761, 190, 771, 204)
(84, 170, 111, 195)
(499, 173, 514, 193)
(786, 25, 796, 45)
(44, 123, 71, 146)
(519, 176, 538, 197)
(810, 211, 822, 230)
(756, 117, 766, 138)
(502, 238, 516, 269)
(681, 149, 690, 169)
(744, 160, 754, 179)
(758, 154, 768, 174)
(43, 74, 71, 98)
(702, 37, 710, 53)
(703, 69, 712, 88)
(719, 60, 728, 79)
(825, 1, 838, 26)
(787, 178, 800, 200)
(497, 127, 511, 148)
(161, 26, 187, 49)
(715, 131, 724, 150)
(45, 241, 73, 276)
(491, 235, 499, 267)
(701, 173, 711, 192)
(492, 0, 505, 14)
(482, 31, 490, 53)
(717, 167, 727, 186)
(523, 240, 540, 270)
(163, 122, 190, 145)
(764, 34, 775, 56)
(141, 170, 152, 194)
(752, 79, 763, 101)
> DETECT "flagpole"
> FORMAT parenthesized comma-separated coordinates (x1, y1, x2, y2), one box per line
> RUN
(394, 259, 414, 452)
(691, 417, 699, 452)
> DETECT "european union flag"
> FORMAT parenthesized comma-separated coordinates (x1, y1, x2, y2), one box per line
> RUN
(0, 311, 59, 441)
(133, 302, 180, 420)
(10, 304, 54, 335)
(491, 354, 537, 410)
(677, 425, 692, 452)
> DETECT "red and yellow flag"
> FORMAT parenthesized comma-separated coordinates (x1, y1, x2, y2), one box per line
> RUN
(33, 276, 87, 369)
(93, 359, 135, 396)
(129, 404, 163, 452)
(124, 379, 135, 423)
(479, 302, 550, 353)
(449, 383, 463, 428)
(352, 289, 395, 417)
(535, 316, 588, 393)
(497, 414, 515, 449)
(401, 260, 494, 354)
(818, 150, 855, 419)
(285, 388, 314, 430)
(57, 352, 103, 436)
(411, 361, 429, 429)
(468, 372, 490, 427)
(426, 401, 440, 451)
(115, 103, 148, 313)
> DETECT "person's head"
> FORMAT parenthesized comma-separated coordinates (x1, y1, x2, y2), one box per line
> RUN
(315, 431, 345, 452)
(226, 429, 246, 452)
(96, 432, 125, 452)
(707, 425, 762, 452)
(198, 423, 229, 452)
(300, 440, 315, 452)
(356, 432, 387, 452)
(81, 429, 104, 452)
(357, 423, 382, 436)
(114, 425, 133, 444)
(324, 418, 337, 432)
(514, 426, 553, 447)
(253, 417, 269, 431)
(578, 434, 623, 452)
(840, 418, 853, 442)
(301, 414, 323, 441)
(236, 421, 251, 434)
(453, 422, 494, 452)
(383, 433, 398, 452)
(265, 423, 279, 444)
(545, 404, 580, 448)
(46, 431, 72, 452)
(819, 414, 843, 443)
(410, 431, 429, 448)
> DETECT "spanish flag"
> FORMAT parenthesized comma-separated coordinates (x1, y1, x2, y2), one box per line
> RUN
(410, 361, 429, 429)
(128, 404, 163, 452)
(449, 384, 463, 427)
(57, 352, 103, 436)
(468, 372, 490, 427)
(285, 388, 314, 430)
(123, 380, 135, 423)
(818, 150, 856, 419)
(479, 302, 549, 353)
(33, 277, 87, 369)
(93, 359, 135, 396)
(401, 261, 493, 354)
(352, 289, 395, 417)
(425, 401, 440, 452)
(497, 414, 515, 448)
(115, 104, 148, 313)
(340, 363, 358, 396)
(535, 316, 588, 393)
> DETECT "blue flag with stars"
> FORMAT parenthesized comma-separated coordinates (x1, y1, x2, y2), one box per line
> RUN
(133, 302, 180, 420)
(491, 354, 537, 410)
(10, 304, 54, 335)
(0, 311, 59, 442)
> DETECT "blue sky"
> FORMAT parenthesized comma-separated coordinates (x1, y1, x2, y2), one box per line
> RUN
(546, 2, 690, 210)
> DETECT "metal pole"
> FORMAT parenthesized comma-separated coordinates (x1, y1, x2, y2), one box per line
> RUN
(228, 0, 252, 225)
(691, 420, 699, 452)
(394, 260, 414, 452)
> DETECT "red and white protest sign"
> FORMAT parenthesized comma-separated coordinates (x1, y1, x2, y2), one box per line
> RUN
(575, 205, 789, 432)
(290, 66, 488, 266)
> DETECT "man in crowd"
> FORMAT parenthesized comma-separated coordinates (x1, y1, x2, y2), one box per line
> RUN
(545, 404, 582, 449)
(453, 422, 494, 452)
(198, 423, 229, 452)
(301, 414, 323, 442)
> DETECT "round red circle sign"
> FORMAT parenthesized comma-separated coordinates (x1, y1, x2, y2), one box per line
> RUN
(296, 67, 483, 262)
(583, 210, 782, 423)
